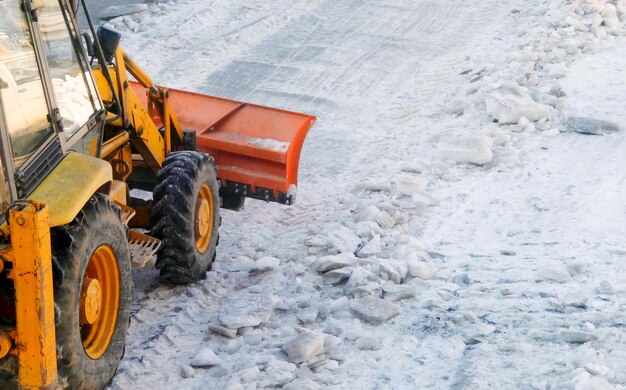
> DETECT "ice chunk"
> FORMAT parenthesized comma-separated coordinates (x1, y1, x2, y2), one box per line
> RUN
(437, 136, 493, 165)
(566, 262, 588, 276)
(347, 266, 377, 286)
(327, 226, 361, 253)
(379, 259, 408, 284)
(297, 308, 319, 324)
(350, 296, 400, 325)
(190, 347, 222, 368)
(218, 294, 276, 329)
(99, 4, 148, 20)
(395, 174, 428, 196)
(537, 267, 571, 284)
(491, 146, 520, 166)
(556, 38, 586, 51)
(243, 330, 263, 346)
(355, 221, 382, 240)
(564, 16, 588, 32)
(584, 363, 610, 377)
(408, 261, 435, 280)
(565, 117, 620, 135)
(597, 280, 615, 295)
(325, 360, 339, 370)
(236, 366, 260, 383)
(346, 267, 383, 298)
(375, 210, 396, 229)
(561, 330, 597, 344)
(357, 235, 382, 258)
(330, 296, 350, 313)
(208, 324, 237, 339)
(518, 116, 533, 131)
(358, 205, 382, 222)
(262, 358, 296, 385)
(124, 16, 139, 32)
(249, 256, 281, 275)
(486, 126, 512, 146)
(352, 178, 392, 193)
(304, 235, 329, 248)
(356, 336, 383, 351)
(544, 63, 568, 78)
(382, 282, 419, 301)
(593, 25, 608, 39)
(485, 84, 553, 123)
(600, 4, 622, 34)
(392, 210, 409, 225)
(282, 332, 324, 363)
(323, 334, 341, 354)
(311, 253, 357, 273)
(180, 365, 194, 378)
(322, 267, 354, 285)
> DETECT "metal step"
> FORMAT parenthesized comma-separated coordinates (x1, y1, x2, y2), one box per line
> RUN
(114, 201, 137, 225)
(128, 230, 160, 267)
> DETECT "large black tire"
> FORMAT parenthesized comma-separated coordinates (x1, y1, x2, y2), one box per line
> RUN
(52, 194, 132, 389)
(0, 195, 131, 390)
(151, 151, 221, 284)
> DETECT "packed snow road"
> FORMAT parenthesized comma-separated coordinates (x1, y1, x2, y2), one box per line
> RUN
(102, 0, 626, 389)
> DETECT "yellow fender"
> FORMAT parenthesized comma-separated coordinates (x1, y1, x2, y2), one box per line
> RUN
(30, 152, 112, 227)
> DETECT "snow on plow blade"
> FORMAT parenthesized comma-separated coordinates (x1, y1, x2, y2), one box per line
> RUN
(130, 82, 315, 205)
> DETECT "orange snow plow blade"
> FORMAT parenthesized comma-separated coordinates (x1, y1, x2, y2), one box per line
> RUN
(131, 82, 315, 205)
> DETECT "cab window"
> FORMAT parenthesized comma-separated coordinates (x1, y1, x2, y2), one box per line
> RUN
(0, 0, 54, 168)
(38, 0, 102, 137)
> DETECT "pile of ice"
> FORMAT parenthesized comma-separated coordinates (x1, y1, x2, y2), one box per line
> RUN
(305, 167, 440, 319)
(484, 83, 554, 124)
(178, 157, 444, 386)
(475, 0, 625, 137)
(435, 0, 625, 172)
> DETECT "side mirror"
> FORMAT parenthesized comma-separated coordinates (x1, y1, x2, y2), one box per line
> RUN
(97, 26, 121, 64)
(0, 77, 7, 90)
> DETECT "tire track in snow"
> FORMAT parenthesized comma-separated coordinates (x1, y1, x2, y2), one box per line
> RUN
(416, 133, 626, 387)
(122, 0, 320, 94)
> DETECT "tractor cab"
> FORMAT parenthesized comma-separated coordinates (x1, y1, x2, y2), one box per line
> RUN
(0, 0, 104, 212)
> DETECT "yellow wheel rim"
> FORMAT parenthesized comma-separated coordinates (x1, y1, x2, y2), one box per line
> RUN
(195, 184, 214, 253)
(80, 245, 120, 360)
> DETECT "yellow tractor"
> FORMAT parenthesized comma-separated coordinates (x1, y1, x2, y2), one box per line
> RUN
(0, 0, 315, 388)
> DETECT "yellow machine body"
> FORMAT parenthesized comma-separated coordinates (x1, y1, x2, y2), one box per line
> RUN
(29, 153, 112, 227)
(0, 202, 59, 389)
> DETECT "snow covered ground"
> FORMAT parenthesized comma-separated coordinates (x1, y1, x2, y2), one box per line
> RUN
(102, 1, 626, 389)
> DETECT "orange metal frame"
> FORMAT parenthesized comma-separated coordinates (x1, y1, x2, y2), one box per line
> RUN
(130, 82, 316, 198)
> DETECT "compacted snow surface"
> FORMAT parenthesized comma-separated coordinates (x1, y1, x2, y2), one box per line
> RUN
(103, 1, 626, 389)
